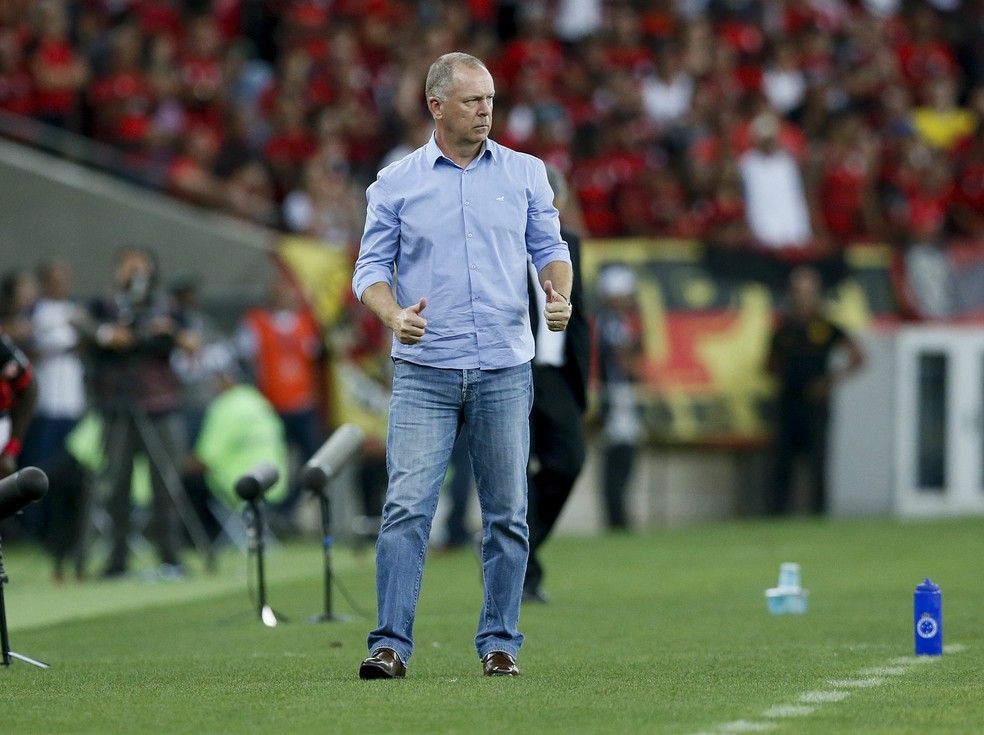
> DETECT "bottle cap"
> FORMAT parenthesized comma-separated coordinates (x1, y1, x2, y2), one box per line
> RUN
(916, 578, 939, 593)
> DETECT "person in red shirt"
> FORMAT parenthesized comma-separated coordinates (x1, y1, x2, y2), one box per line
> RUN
(236, 271, 325, 517)
(89, 22, 154, 149)
(893, 5, 959, 94)
(615, 163, 694, 238)
(175, 13, 224, 130)
(701, 170, 751, 250)
(133, 0, 184, 41)
(209, 0, 242, 42)
(263, 94, 318, 199)
(602, 4, 654, 74)
(166, 124, 224, 207)
(28, 0, 89, 129)
(497, 4, 564, 89)
(884, 140, 955, 246)
(952, 127, 984, 238)
(806, 113, 884, 246)
(0, 330, 36, 479)
(570, 114, 647, 238)
(0, 27, 34, 117)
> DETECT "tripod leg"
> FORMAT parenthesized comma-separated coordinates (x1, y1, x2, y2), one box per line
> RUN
(304, 490, 349, 623)
(131, 410, 215, 570)
(0, 535, 50, 669)
(1, 583, 11, 667)
(7, 651, 50, 669)
(320, 493, 333, 618)
(0, 591, 49, 669)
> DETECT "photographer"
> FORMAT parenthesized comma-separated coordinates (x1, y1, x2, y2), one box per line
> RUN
(84, 246, 195, 579)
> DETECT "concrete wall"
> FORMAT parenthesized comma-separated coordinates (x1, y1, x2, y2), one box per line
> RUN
(0, 139, 277, 325)
(306, 440, 756, 545)
(828, 333, 897, 517)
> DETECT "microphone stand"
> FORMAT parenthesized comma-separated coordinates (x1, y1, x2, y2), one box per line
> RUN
(0, 530, 49, 668)
(300, 424, 365, 624)
(306, 486, 349, 623)
(243, 499, 287, 627)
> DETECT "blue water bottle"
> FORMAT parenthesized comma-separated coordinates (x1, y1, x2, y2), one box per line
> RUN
(913, 578, 943, 656)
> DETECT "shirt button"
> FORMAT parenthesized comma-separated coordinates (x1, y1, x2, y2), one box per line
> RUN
(467, 233, 473, 238)
(464, 201, 470, 206)
(471, 264, 477, 269)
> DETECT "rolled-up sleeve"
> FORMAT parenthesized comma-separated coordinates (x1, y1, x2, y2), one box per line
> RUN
(352, 177, 400, 302)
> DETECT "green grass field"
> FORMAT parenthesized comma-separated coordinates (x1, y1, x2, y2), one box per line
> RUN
(1, 516, 981, 734)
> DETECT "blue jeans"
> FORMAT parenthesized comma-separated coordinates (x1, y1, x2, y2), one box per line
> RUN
(367, 360, 532, 664)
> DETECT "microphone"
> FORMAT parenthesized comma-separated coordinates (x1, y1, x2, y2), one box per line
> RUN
(301, 424, 365, 492)
(234, 462, 280, 502)
(0, 467, 49, 521)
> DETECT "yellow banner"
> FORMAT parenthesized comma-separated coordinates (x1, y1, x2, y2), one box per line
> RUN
(279, 235, 889, 446)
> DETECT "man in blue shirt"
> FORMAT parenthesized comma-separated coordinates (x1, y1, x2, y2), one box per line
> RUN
(353, 52, 573, 679)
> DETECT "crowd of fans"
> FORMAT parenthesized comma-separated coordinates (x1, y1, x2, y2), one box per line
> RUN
(1, 0, 984, 255)
(12, 1, 984, 562)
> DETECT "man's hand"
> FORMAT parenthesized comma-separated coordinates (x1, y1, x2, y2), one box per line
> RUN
(393, 298, 428, 345)
(543, 280, 571, 332)
(97, 324, 136, 350)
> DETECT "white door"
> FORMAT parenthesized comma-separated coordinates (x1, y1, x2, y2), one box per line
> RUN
(895, 326, 984, 516)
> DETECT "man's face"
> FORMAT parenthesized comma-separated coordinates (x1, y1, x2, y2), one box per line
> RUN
(45, 262, 71, 298)
(115, 251, 152, 290)
(789, 270, 821, 313)
(433, 64, 495, 148)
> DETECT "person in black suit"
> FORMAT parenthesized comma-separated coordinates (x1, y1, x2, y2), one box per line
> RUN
(523, 165, 590, 604)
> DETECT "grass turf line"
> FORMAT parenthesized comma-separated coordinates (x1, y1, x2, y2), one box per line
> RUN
(1, 516, 982, 734)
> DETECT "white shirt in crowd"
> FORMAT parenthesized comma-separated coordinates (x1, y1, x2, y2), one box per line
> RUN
(30, 298, 86, 418)
(738, 148, 813, 249)
(641, 72, 694, 126)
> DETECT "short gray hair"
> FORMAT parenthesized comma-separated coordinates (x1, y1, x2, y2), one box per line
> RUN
(425, 52, 488, 102)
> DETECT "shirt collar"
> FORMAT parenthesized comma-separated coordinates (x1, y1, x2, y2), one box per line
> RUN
(425, 133, 497, 168)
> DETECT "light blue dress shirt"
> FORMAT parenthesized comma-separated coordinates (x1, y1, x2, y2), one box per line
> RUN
(353, 135, 571, 370)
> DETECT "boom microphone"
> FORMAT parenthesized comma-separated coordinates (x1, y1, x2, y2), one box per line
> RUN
(0, 467, 49, 520)
(235, 462, 280, 502)
(301, 424, 365, 492)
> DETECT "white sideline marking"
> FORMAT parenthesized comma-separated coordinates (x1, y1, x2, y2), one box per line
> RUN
(800, 690, 851, 704)
(828, 678, 884, 688)
(692, 644, 965, 734)
(861, 665, 908, 676)
(719, 721, 776, 732)
(762, 705, 814, 718)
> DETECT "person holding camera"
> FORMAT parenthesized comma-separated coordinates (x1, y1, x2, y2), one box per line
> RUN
(85, 246, 195, 579)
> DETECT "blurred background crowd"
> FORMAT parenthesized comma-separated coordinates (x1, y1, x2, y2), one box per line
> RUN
(1, 0, 983, 252)
(2, 0, 984, 578)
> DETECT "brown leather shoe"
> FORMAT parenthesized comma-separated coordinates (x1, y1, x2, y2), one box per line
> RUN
(359, 648, 406, 679)
(482, 651, 521, 677)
